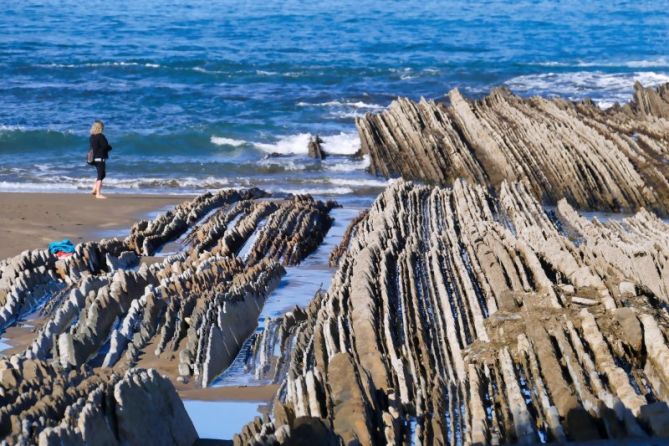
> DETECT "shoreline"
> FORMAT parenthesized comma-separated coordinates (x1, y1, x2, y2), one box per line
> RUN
(0, 192, 192, 259)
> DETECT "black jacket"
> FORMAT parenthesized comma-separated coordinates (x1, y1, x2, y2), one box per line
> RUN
(90, 134, 112, 159)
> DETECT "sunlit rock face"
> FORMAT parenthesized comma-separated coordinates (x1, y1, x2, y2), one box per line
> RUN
(0, 189, 338, 444)
(234, 179, 669, 445)
(356, 82, 669, 215)
(0, 362, 197, 446)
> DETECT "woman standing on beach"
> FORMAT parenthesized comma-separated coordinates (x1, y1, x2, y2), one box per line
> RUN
(89, 120, 112, 199)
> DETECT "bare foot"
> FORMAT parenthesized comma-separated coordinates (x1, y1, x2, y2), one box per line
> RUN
(95, 194, 107, 199)
(91, 190, 96, 195)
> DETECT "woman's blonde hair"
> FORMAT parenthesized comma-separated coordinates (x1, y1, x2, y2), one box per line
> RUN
(90, 120, 104, 135)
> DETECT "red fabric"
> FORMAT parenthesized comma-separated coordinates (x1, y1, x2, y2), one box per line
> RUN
(55, 251, 74, 258)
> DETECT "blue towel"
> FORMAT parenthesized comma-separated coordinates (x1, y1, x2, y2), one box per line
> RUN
(48, 239, 75, 255)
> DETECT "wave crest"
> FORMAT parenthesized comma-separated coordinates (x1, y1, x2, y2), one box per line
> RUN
(505, 71, 669, 107)
(253, 132, 360, 155)
(210, 136, 247, 147)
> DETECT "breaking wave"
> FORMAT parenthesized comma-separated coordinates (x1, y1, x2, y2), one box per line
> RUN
(505, 71, 669, 107)
(526, 57, 669, 69)
(253, 132, 360, 155)
(210, 136, 247, 147)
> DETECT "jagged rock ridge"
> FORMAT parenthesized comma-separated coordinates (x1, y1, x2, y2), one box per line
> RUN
(356, 82, 669, 215)
(0, 359, 196, 445)
(234, 179, 669, 444)
(12, 192, 335, 386)
(0, 189, 337, 444)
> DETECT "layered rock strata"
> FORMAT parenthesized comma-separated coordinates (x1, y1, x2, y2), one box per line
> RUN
(0, 189, 337, 443)
(0, 191, 266, 334)
(127, 188, 267, 256)
(5, 191, 335, 390)
(234, 180, 669, 444)
(356, 82, 669, 214)
(0, 239, 134, 332)
(0, 359, 196, 445)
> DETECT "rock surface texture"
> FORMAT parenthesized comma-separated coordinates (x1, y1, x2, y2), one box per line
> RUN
(234, 180, 669, 445)
(0, 360, 197, 446)
(356, 82, 669, 214)
(0, 189, 337, 444)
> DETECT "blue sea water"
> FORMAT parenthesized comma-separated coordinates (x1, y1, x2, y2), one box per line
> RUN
(0, 0, 668, 197)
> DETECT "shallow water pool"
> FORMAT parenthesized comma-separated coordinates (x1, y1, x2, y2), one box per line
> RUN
(183, 400, 267, 440)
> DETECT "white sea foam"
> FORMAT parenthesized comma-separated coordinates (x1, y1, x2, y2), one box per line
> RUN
(297, 100, 384, 110)
(320, 132, 361, 155)
(325, 155, 371, 172)
(0, 124, 26, 132)
(254, 132, 359, 155)
(0, 181, 79, 192)
(41, 61, 162, 69)
(528, 57, 669, 69)
(389, 67, 439, 80)
(105, 176, 233, 190)
(255, 70, 303, 77)
(210, 136, 247, 147)
(0, 176, 234, 193)
(297, 100, 385, 120)
(322, 178, 389, 187)
(505, 71, 669, 106)
(254, 133, 312, 155)
(257, 158, 309, 171)
(192, 66, 226, 74)
(328, 110, 365, 119)
(271, 186, 355, 196)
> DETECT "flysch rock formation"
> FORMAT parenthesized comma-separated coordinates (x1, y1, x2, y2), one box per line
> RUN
(0, 359, 196, 446)
(0, 188, 337, 444)
(356, 82, 669, 215)
(0, 239, 136, 333)
(233, 179, 669, 445)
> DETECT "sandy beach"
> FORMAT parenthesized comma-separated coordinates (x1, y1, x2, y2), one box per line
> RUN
(0, 192, 190, 259)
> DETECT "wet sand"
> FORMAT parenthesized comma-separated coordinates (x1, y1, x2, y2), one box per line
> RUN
(180, 385, 279, 401)
(0, 192, 191, 259)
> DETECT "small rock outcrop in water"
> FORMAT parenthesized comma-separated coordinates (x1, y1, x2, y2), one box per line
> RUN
(356, 82, 669, 214)
(234, 180, 669, 444)
(307, 134, 326, 159)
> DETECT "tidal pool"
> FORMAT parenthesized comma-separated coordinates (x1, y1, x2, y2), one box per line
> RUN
(183, 400, 266, 440)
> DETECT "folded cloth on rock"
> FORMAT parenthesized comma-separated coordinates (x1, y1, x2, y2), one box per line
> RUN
(55, 251, 74, 258)
(48, 239, 75, 255)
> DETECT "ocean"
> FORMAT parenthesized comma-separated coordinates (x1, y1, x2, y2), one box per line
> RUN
(1, 0, 668, 200)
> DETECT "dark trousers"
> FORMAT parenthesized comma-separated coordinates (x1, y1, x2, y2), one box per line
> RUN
(94, 160, 106, 180)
